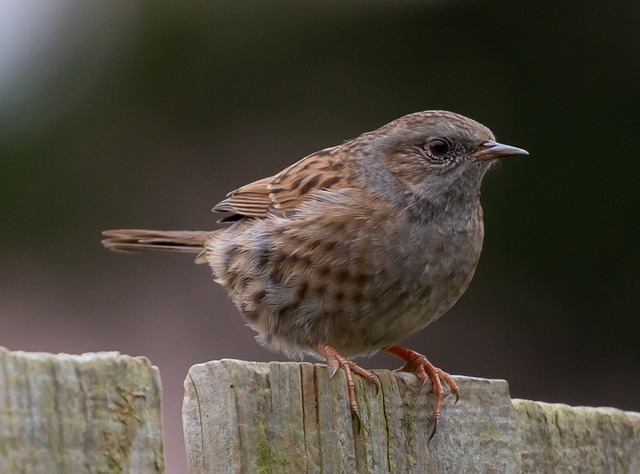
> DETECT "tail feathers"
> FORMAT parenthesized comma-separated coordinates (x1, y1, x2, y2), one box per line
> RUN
(102, 229, 209, 259)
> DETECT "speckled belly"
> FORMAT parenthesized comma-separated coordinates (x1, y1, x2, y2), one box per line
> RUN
(206, 196, 484, 358)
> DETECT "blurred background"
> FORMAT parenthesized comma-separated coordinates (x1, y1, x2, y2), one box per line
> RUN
(1, 1, 639, 471)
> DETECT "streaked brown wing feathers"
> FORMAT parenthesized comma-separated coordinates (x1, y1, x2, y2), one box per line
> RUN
(213, 147, 353, 219)
(213, 177, 273, 217)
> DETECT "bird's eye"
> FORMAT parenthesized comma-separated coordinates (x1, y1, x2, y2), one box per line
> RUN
(428, 138, 450, 156)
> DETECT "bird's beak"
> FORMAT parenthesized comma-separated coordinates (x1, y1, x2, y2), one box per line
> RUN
(471, 140, 529, 161)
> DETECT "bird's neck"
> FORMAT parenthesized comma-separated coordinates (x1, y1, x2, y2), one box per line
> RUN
(404, 174, 485, 231)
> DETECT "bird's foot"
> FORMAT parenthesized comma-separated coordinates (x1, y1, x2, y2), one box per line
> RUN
(384, 345, 459, 439)
(316, 343, 378, 431)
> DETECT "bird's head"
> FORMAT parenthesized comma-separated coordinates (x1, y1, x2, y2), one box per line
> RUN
(361, 110, 528, 208)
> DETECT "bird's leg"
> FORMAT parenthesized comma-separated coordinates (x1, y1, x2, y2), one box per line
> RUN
(383, 345, 459, 439)
(316, 343, 378, 430)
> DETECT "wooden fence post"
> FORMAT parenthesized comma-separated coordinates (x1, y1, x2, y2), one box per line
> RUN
(3, 349, 638, 473)
(0, 347, 164, 473)
(183, 359, 640, 474)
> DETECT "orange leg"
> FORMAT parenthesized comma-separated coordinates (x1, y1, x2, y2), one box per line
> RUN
(316, 344, 378, 430)
(384, 345, 459, 439)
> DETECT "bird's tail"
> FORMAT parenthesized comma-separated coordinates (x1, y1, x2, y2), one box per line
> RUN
(102, 229, 210, 262)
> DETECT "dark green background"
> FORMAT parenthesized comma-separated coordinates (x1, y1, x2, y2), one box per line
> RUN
(1, 2, 638, 471)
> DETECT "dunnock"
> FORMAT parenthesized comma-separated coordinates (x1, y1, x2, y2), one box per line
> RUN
(103, 110, 528, 436)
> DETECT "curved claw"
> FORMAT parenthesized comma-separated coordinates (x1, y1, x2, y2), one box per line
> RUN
(329, 365, 339, 379)
(428, 419, 438, 442)
(436, 367, 460, 403)
(352, 407, 362, 434)
(384, 345, 459, 439)
(315, 344, 377, 434)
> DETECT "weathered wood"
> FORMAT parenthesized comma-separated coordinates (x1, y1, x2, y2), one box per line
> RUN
(514, 399, 640, 473)
(0, 347, 164, 473)
(183, 359, 640, 473)
(183, 359, 519, 473)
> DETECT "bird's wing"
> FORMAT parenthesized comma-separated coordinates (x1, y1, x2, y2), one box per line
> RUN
(213, 146, 354, 220)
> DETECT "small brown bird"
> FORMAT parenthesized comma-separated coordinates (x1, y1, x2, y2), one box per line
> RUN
(103, 110, 527, 436)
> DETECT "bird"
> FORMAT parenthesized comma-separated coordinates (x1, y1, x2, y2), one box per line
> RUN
(102, 110, 528, 437)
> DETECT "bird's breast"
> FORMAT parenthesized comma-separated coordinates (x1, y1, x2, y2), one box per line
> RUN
(205, 191, 485, 357)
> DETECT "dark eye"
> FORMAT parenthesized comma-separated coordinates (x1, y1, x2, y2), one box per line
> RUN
(428, 138, 450, 156)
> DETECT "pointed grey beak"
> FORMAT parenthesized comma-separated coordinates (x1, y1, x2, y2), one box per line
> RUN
(471, 140, 529, 161)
